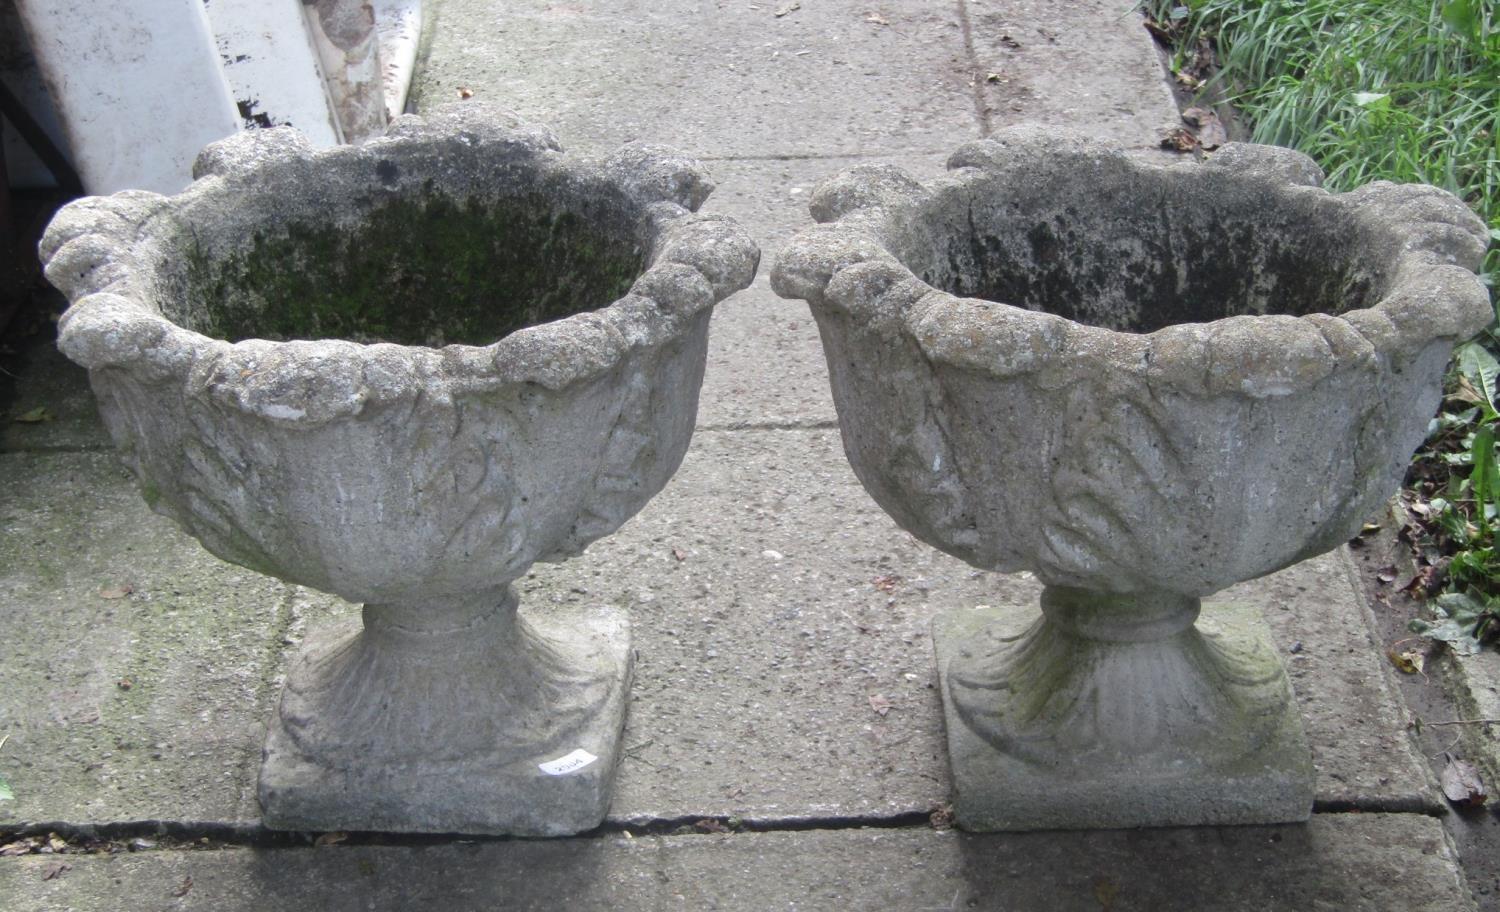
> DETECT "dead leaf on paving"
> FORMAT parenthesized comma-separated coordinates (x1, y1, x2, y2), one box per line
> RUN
(1181, 107, 1227, 149)
(1387, 649, 1425, 675)
(12, 406, 52, 424)
(1160, 126, 1198, 153)
(314, 831, 348, 847)
(173, 875, 194, 898)
(774, 1, 800, 16)
(41, 862, 70, 881)
(99, 583, 133, 600)
(864, 12, 889, 26)
(1440, 754, 1487, 807)
(868, 693, 893, 717)
(873, 574, 901, 592)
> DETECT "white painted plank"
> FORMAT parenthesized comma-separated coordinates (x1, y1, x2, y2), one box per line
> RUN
(14, 0, 240, 194)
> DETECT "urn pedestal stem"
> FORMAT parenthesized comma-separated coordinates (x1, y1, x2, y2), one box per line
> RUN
(933, 586, 1314, 831)
(260, 585, 633, 835)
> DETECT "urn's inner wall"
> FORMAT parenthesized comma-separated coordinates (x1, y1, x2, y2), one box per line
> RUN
(905, 167, 1389, 333)
(169, 185, 650, 347)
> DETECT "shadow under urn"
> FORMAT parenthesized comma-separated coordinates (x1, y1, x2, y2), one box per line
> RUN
(772, 127, 1491, 830)
(40, 105, 759, 835)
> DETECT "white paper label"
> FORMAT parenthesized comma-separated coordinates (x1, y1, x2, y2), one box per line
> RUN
(538, 748, 598, 776)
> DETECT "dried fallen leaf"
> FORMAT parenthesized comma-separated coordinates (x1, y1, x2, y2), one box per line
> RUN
(774, 1, 799, 16)
(1375, 566, 1398, 584)
(1400, 561, 1448, 597)
(693, 818, 730, 834)
(1160, 126, 1198, 153)
(173, 874, 194, 898)
(47, 834, 67, 852)
(457, 86, 474, 99)
(1175, 71, 1205, 90)
(0, 840, 33, 857)
(868, 693, 893, 717)
(314, 831, 348, 847)
(873, 574, 901, 593)
(41, 861, 70, 881)
(1388, 649, 1425, 675)
(929, 804, 955, 830)
(864, 11, 889, 26)
(985, 72, 1003, 83)
(672, 548, 687, 562)
(1180, 107, 1227, 150)
(1441, 754, 1487, 807)
(12, 406, 52, 424)
(99, 584, 133, 600)
(116, 677, 133, 691)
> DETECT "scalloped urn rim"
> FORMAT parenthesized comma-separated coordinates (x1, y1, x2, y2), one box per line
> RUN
(770, 125, 1492, 402)
(42, 103, 762, 425)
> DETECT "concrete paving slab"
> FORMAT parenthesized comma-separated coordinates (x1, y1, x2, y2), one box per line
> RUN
(0, 343, 108, 453)
(967, 0, 1181, 148)
(0, 814, 1474, 911)
(410, 0, 983, 157)
(0, 451, 284, 827)
(0, 429, 1439, 830)
(694, 152, 951, 430)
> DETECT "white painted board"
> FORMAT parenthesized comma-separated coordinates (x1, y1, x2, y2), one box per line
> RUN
(205, 0, 343, 147)
(15, 0, 241, 194)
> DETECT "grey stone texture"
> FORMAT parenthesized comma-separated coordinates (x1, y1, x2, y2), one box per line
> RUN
(0, 815, 1474, 912)
(771, 127, 1491, 830)
(2, 0, 1489, 905)
(37, 104, 758, 834)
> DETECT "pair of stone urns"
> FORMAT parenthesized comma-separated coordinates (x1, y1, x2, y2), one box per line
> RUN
(42, 105, 1490, 836)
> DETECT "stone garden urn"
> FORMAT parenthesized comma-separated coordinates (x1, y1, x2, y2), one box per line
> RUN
(40, 105, 759, 835)
(772, 126, 1491, 830)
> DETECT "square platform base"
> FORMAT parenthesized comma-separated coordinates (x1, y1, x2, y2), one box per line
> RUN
(933, 600, 1314, 832)
(259, 606, 632, 836)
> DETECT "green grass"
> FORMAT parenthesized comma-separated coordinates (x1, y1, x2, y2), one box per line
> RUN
(1145, 0, 1498, 288)
(1143, 0, 1500, 650)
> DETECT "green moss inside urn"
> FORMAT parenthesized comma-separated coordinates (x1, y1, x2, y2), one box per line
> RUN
(176, 188, 650, 347)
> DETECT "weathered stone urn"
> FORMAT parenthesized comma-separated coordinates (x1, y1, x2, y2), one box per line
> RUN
(772, 126, 1491, 830)
(41, 105, 759, 835)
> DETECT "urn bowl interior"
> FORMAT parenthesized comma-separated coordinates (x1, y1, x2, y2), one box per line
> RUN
(166, 181, 652, 347)
(903, 165, 1390, 334)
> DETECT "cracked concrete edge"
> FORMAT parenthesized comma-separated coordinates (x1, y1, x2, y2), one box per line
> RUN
(1438, 649, 1500, 793)
(1333, 544, 1450, 810)
(1378, 498, 1500, 801)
